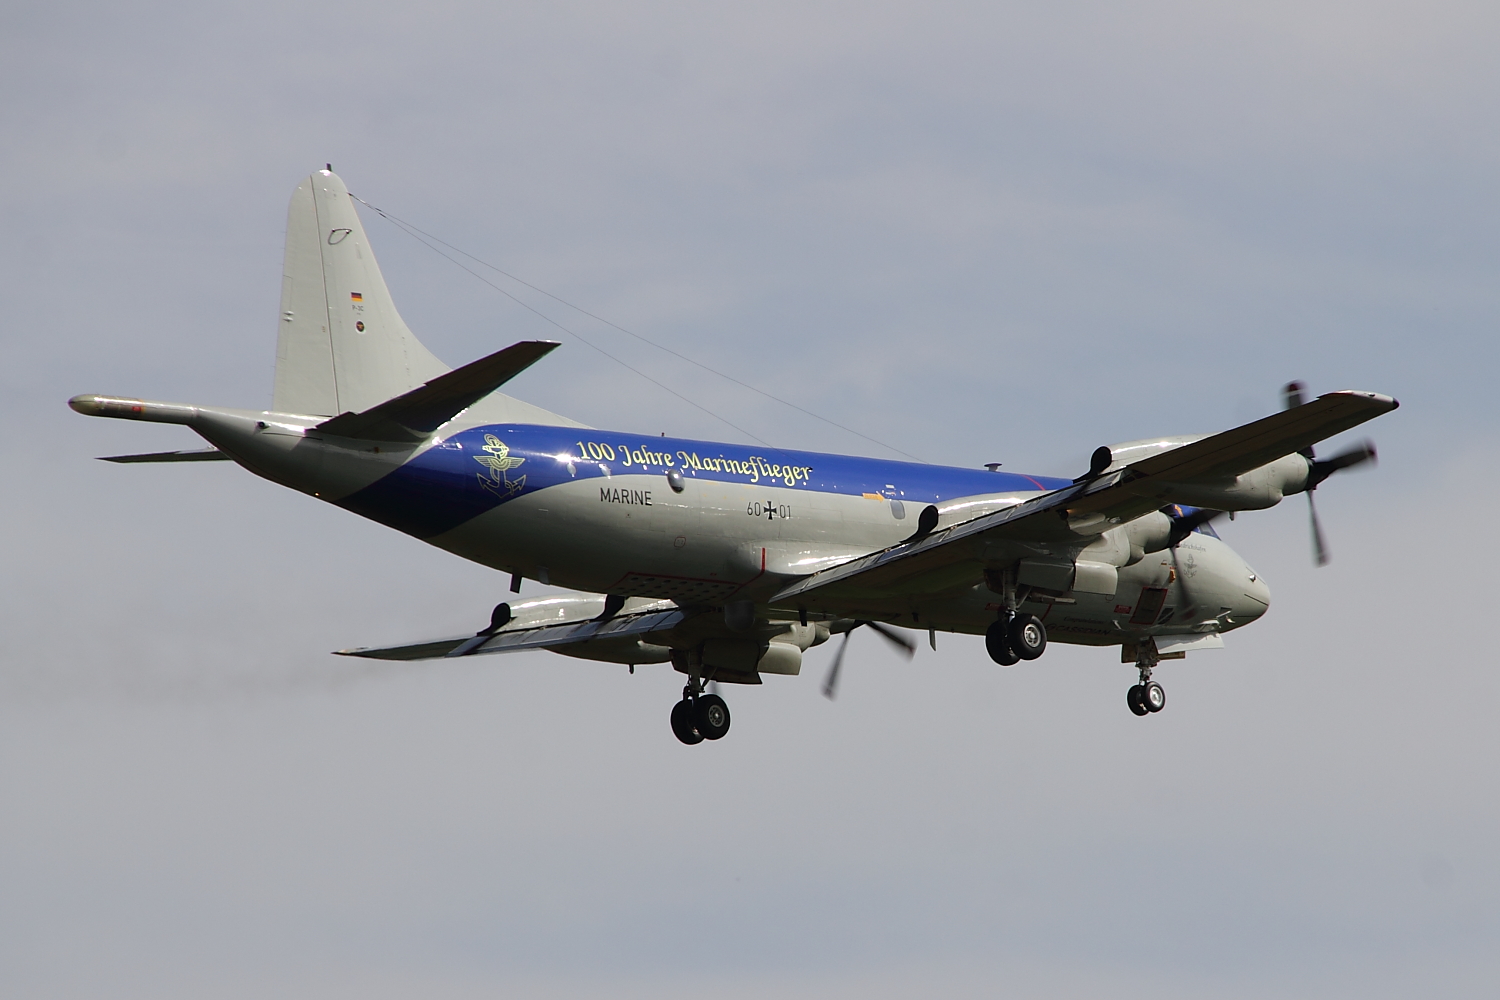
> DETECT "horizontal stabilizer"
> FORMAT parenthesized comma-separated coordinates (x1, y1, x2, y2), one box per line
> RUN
(336, 607, 684, 661)
(98, 448, 230, 463)
(316, 340, 561, 442)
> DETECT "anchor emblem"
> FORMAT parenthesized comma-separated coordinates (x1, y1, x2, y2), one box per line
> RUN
(473, 434, 526, 499)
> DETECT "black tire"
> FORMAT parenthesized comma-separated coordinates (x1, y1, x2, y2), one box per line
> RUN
(1009, 614, 1047, 660)
(1127, 684, 1149, 716)
(986, 619, 1020, 665)
(670, 699, 704, 744)
(694, 693, 731, 740)
(1144, 681, 1166, 713)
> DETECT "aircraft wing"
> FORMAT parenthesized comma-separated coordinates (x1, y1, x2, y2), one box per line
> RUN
(335, 607, 685, 661)
(772, 390, 1397, 606)
(1112, 390, 1394, 483)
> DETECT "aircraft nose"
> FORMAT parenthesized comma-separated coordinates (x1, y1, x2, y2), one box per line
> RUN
(1235, 566, 1271, 622)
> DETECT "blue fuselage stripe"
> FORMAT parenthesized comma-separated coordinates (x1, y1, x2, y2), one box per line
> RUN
(336, 424, 1073, 539)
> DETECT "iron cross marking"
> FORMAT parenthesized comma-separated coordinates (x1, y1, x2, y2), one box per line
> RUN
(761, 498, 779, 520)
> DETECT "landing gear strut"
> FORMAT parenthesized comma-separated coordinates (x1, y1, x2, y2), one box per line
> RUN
(670, 674, 732, 745)
(1127, 640, 1166, 717)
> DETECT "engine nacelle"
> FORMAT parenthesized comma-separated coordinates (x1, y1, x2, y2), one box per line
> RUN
(1016, 543, 1127, 599)
(1123, 511, 1174, 557)
(1150, 453, 1311, 511)
(693, 638, 805, 679)
(1102, 437, 1313, 511)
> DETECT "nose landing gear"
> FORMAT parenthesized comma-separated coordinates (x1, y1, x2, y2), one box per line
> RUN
(1127, 640, 1166, 716)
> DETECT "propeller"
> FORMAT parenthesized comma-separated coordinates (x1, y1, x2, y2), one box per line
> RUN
(1166, 506, 1223, 549)
(1282, 380, 1308, 411)
(821, 620, 917, 700)
(1283, 381, 1379, 566)
(1307, 440, 1378, 489)
(1161, 505, 1225, 623)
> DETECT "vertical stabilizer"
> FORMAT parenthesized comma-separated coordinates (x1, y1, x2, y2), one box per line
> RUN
(272, 169, 449, 416)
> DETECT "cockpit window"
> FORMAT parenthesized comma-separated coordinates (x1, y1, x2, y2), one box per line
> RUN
(1194, 520, 1220, 539)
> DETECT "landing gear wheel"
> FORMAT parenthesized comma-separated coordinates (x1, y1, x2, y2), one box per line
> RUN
(1144, 681, 1166, 713)
(1008, 614, 1047, 660)
(670, 699, 703, 744)
(986, 619, 1020, 666)
(694, 693, 731, 740)
(1127, 684, 1149, 716)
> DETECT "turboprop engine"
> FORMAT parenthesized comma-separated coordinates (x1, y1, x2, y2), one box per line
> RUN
(1101, 436, 1312, 511)
(684, 620, 828, 683)
(1102, 387, 1380, 565)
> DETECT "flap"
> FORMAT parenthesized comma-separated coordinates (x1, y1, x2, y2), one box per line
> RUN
(1155, 633, 1226, 654)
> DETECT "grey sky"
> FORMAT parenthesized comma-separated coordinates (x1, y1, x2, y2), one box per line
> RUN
(2, 2, 1496, 996)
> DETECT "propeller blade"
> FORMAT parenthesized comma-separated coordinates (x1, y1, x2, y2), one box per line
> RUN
(864, 621, 917, 658)
(1165, 506, 1225, 548)
(1283, 381, 1317, 458)
(821, 630, 853, 700)
(1307, 491, 1330, 567)
(1164, 505, 1222, 622)
(1169, 541, 1196, 623)
(1307, 440, 1376, 489)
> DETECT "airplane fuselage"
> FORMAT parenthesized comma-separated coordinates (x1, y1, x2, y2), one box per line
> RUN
(153, 402, 1268, 647)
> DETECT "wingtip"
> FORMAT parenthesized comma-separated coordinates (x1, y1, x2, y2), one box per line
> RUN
(69, 394, 107, 415)
(1321, 390, 1400, 411)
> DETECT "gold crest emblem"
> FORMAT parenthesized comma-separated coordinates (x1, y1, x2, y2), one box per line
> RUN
(473, 433, 526, 499)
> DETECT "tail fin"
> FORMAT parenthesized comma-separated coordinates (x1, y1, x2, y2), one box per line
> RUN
(273, 168, 448, 416)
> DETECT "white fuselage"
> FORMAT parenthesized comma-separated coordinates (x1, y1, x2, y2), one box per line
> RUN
(148, 403, 1269, 647)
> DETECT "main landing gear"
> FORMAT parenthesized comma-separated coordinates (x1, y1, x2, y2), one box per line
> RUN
(986, 611, 1047, 666)
(1126, 680, 1166, 716)
(984, 567, 1048, 667)
(670, 681, 731, 745)
(1127, 640, 1166, 717)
